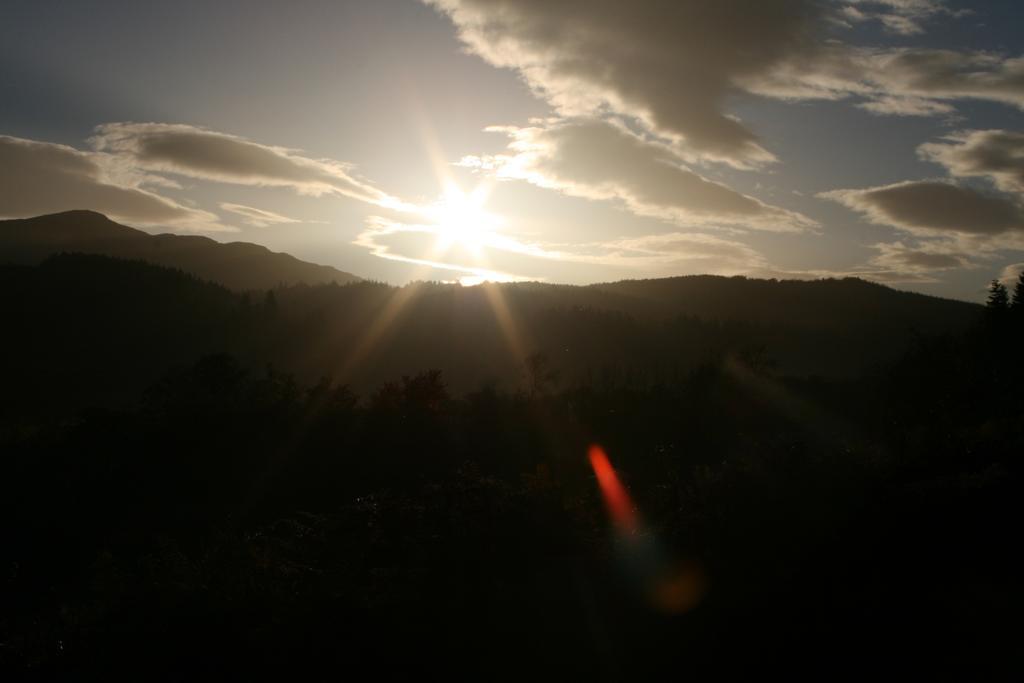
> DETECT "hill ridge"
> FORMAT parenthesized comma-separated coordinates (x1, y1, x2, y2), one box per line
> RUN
(0, 210, 361, 291)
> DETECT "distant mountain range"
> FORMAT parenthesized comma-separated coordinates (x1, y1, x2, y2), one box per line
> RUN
(508, 274, 978, 332)
(0, 247, 982, 413)
(0, 210, 361, 290)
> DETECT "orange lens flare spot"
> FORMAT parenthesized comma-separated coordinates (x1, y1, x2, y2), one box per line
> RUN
(650, 563, 706, 614)
(588, 444, 638, 533)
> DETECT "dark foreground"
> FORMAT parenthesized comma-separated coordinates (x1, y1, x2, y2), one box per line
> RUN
(2, 293, 1022, 680)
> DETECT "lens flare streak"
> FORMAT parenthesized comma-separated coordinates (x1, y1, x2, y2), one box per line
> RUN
(588, 444, 638, 534)
(588, 443, 705, 614)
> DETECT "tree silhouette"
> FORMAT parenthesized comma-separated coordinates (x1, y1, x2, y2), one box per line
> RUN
(986, 279, 1009, 310)
(264, 289, 278, 314)
(524, 351, 559, 397)
(1011, 271, 1024, 311)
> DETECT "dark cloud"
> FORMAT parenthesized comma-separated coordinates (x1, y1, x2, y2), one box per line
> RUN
(91, 123, 405, 208)
(461, 119, 816, 232)
(0, 135, 222, 229)
(427, 1, 1024, 165)
(426, 0, 823, 166)
(821, 180, 1024, 235)
(919, 130, 1024, 193)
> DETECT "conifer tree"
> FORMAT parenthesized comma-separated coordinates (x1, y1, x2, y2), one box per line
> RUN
(987, 279, 1009, 310)
(1012, 271, 1024, 310)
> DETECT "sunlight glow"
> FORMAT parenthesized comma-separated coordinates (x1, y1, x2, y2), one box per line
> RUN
(344, 114, 535, 379)
(426, 181, 497, 255)
(354, 216, 526, 285)
(352, 175, 538, 286)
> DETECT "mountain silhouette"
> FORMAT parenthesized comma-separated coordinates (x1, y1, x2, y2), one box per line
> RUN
(1, 252, 981, 415)
(0, 210, 360, 290)
(508, 274, 977, 331)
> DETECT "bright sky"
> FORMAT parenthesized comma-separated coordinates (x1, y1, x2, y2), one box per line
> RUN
(3, 0, 1024, 300)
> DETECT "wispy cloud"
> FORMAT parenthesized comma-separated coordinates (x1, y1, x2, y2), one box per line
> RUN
(999, 262, 1024, 286)
(919, 129, 1024, 193)
(460, 119, 816, 233)
(840, 1, 968, 36)
(90, 122, 412, 210)
(554, 232, 772, 272)
(0, 134, 227, 231)
(867, 240, 973, 275)
(752, 46, 1024, 117)
(219, 202, 301, 228)
(1, 123, 434, 236)
(355, 212, 785, 283)
(354, 215, 532, 284)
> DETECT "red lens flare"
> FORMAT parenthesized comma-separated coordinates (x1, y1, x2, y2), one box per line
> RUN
(588, 444, 638, 533)
(588, 445, 705, 612)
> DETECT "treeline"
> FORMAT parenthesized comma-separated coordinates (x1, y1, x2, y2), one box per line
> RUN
(987, 272, 1024, 312)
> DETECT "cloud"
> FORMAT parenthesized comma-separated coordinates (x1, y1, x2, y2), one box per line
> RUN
(919, 130, 1024, 193)
(573, 232, 771, 273)
(0, 135, 225, 230)
(857, 95, 956, 116)
(557, 233, 904, 283)
(841, 1, 966, 35)
(999, 262, 1024, 286)
(90, 123, 408, 209)
(356, 202, 786, 284)
(869, 240, 971, 271)
(819, 235, 978, 284)
(219, 202, 301, 228)
(354, 215, 530, 284)
(460, 119, 817, 232)
(356, 202, 954, 286)
(754, 46, 1024, 116)
(426, 1, 1021, 166)
(825, 131, 1024, 278)
(425, 0, 825, 167)
(821, 180, 1024, 236)
(1, 124, 414, 233)
(864, 49, 1024, 111)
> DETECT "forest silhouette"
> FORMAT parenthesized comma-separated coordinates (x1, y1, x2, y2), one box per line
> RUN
(1, 213, 1021, 680)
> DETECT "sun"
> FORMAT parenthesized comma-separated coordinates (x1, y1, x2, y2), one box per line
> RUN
(428, 181, 495, 255)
